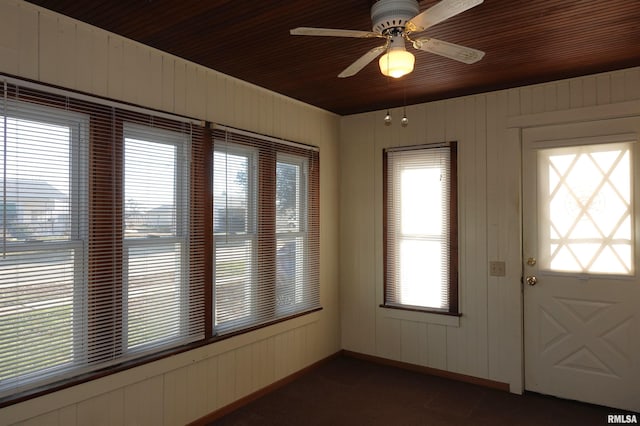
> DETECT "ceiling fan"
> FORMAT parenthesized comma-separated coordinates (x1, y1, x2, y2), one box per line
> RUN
(290, 0, 485, 79)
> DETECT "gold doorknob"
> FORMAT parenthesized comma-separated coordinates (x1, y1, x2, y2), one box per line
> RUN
(525, 275, 537, 286)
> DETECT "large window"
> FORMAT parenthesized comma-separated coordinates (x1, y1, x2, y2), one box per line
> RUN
(0, 78, 320, 404)
(383, 142, 458, 314)
(212, 129, 320, 336)
(0, 81, 205, 401)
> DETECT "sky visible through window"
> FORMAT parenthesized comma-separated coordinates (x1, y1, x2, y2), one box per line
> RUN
(125, 137, 176, 213)
(1, 117, 70, 195)
(398, 166, 445, 309)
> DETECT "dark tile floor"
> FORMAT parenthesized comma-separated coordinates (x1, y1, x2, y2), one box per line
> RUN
(211, 355, 636, 425)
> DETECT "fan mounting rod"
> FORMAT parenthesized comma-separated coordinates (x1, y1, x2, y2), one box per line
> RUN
(371, 0, 420, 34)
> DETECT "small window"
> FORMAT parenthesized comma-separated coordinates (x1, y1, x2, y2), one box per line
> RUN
(383, 142, 458, 314)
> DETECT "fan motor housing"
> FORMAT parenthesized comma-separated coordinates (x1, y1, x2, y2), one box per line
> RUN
(371, 0, 420, 34)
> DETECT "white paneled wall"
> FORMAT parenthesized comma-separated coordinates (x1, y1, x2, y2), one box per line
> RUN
(340, 67, 640, 392)
(2, 0, 640, 423)
(0, 1, 340, 425)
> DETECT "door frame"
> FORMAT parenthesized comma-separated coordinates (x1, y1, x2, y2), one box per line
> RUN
(513, 106, 640, 409)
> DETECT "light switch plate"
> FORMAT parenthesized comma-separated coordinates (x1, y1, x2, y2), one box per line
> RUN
(489, 261, 506, 277)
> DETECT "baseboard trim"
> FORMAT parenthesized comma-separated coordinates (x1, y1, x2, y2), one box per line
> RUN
(343, 350, 510, 392)
(188, 350, 343, 425)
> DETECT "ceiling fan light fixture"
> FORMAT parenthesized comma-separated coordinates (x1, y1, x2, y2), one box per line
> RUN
(379, 47, 415, 78)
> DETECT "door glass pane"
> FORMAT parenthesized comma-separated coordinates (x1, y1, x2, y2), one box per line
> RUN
(538, 142, 634, 274)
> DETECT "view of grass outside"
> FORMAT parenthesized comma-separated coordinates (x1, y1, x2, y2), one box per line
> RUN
(126, 244, 182, 349)
(1, 111, 79, 389)
(275, 157, 306, 312)
(0, 251, 75, 382)
(124, 128, 189, 351)
(0, 304, 73, 381)
(214, 242, 253, 326)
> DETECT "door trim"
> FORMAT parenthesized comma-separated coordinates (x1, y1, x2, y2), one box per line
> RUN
(521, 117, 640, 411)
(508, 99, 640, 129)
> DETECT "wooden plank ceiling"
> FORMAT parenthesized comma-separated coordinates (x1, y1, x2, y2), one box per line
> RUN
(25, 0, 640, 115)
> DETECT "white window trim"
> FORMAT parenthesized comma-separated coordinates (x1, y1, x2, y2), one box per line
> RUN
(276, 153, 309, 315)
(0, 101, 90, 396)
(122, 122, 192, 355)
(213, 142, 259, 334)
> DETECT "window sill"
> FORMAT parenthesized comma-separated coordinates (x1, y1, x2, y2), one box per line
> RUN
(379, 305, 461, 327)
(0, 307, 324, 410)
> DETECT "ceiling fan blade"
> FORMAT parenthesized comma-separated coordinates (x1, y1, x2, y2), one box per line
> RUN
(338, 45, 387, 78)
(413, 37, 484, 64)
(406, 0, 484, 33)
(290, 27, 382, 38)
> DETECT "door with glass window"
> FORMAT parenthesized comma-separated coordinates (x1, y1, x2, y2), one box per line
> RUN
(523, 117, 640, 412)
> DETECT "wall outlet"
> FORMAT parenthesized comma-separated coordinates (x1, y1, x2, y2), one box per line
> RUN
(489, 261, 506, 277)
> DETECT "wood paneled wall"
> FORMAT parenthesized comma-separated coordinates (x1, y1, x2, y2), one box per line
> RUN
(0, 1, 340, 425)
(339, 66, 640, 393)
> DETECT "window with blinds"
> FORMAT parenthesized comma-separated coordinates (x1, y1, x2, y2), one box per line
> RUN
(0, 77, 319, 404)
(123, 123, 193, 352)
(0, 80, 205, 400)
(0, 98, 87, 395)
(213, 128, 320, 335)
(383, 142, 458, 314)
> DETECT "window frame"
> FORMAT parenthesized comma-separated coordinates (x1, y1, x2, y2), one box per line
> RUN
(211, 128, 321, 338)
(276, 152, 310, 315)
(0, 80, 206, 406)
(0, 101, 90, 394)
(0, 77, 320, 407)
(382, 142, 459, 316)
(122, 122, 193, 355)
(212, 142, 259, 333)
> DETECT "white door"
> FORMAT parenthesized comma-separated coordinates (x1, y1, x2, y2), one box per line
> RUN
(523, 117, 640, 412)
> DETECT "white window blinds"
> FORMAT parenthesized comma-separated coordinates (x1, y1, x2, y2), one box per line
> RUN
(0, 80, 205, 399)
(124, 123, 194, 353)
(212, 128, 320, 335)
(384, 143, 458, 313)
(0, 94, 87, 396)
